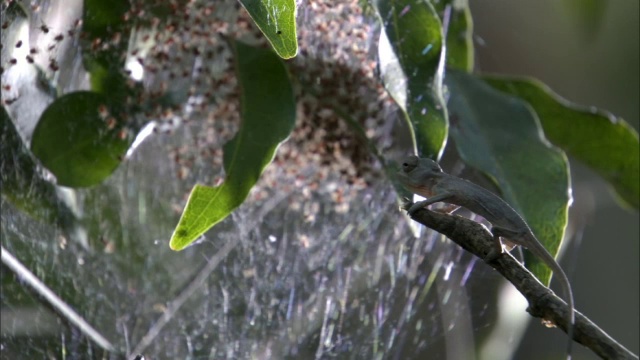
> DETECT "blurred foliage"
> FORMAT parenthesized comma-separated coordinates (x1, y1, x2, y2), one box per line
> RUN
(561, 0, 608, 41)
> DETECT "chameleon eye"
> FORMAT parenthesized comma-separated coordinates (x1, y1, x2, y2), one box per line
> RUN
(401, 157, 418, 172)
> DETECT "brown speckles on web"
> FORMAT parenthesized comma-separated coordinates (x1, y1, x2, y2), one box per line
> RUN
(7, 0, 397, 217)
(170, 0, 398, 217)
(1, 9, 81, 75)
(256, 0, 396, 213)
(118, 1, 263, 134)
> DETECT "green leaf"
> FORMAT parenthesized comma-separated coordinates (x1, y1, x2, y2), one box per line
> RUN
(30, 92, 130, 188)
(446, 70, 571, 286)
(238, 0, 298, 59)
(82, 0, 132, 100)
(561, 0, 608, 40)
(169, 41, 295, 251)
(375, 0, 448, 159)
(485, 76, 639, 210)
(432, 0, 474, 72)
(84, 60, 131, 104)
(83, 0, 130, 40)
(1, 107, 76, 228)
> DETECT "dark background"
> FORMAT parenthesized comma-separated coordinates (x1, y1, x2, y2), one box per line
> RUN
(472, 1, 639, 358)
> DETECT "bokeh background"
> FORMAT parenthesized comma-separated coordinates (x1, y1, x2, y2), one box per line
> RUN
(472, 1, 639, 358)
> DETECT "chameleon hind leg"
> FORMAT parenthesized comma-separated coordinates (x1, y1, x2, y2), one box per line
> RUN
(485, 226, 525, 262)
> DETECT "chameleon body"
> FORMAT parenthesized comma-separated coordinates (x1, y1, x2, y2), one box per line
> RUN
(397, 155, 574, 358)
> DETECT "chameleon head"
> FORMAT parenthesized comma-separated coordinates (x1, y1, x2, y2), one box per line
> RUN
(400, 155, 420, 172)
(397, 156, 443, 194)
(399, 156, 442, 174)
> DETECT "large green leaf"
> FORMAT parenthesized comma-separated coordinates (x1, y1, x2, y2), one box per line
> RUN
(169, 41, 295, 251)
(83, 0, 130, 39)
(431, 0, 474, 72)
(30, 92, 131, 188)
(485, 76, 639, 210)
(238, 0, 298, 59)
(446, 70, 571, 286)
(1, 107, 76, 228)
(375, 0, 448, 159)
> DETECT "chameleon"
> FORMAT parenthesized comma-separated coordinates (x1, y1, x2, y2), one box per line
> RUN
(396, 155, 574, 359)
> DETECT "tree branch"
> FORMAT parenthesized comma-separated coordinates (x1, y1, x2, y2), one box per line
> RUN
(404, 204, 638, 360)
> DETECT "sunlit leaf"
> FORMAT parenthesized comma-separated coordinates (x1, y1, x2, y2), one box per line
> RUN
(375, 0, 448, 159)
(30, 92, 131, 188)
(239, 0, 298, 59)
(446, 70, 570, 286)
(169, 41, 295, 251)
(432, 0, 474, 72)
(1, 107, 76, 228)
(484, 76, 639, 210)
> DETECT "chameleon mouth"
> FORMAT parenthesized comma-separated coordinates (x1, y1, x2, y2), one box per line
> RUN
(396, 171, 433, 197)
(404, 183, 433, 197)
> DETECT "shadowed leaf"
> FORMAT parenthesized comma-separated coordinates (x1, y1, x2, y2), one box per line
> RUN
(30, 92, 131, 188)
(446, 70, 571, 286)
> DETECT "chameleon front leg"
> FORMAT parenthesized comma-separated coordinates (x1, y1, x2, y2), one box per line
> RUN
(407, 192, 454, 215)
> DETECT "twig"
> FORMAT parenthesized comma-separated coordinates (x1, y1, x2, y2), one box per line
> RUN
(403, 204, 638, 360)
(1, 245, 116, 352)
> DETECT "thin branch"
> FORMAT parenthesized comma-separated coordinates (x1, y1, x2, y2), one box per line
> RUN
(1, 245, 116, 352)
(403, 204, 638, 360)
